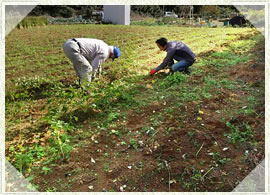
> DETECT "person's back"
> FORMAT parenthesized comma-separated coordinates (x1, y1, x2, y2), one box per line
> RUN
(167, 41, 196, 62)
(74, 38, 109, 62)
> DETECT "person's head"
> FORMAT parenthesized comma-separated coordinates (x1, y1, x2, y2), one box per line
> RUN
(109, 46, 120, 61)
(156, 37, 168, 51)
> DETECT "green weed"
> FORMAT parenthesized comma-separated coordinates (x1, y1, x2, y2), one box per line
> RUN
(224, 121, 254, 144)
(129, 139, 138, 150)
(159, 72, 187, 88)
(15, 152, 34, 174)
(104, 163, 110, 172)
(46, 187, 57, 192)
(41, 166, 52, 175)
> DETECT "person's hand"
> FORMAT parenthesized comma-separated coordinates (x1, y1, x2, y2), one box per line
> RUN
(150, 69, 157, 75)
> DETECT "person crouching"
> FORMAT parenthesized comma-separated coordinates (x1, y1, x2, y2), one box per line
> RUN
(150, 37, 195, 75)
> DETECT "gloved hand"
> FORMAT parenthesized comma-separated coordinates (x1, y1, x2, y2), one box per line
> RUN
(150, 69, 157, 75)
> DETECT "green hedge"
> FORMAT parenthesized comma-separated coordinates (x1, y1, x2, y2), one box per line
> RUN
(17, 16, 48, 29)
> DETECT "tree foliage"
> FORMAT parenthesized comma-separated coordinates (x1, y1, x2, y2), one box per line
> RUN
(28, 5, 102, 18)
(28, 5, 238, 19)
(199, 5, 220, 18)
(131, 5, 163, 17)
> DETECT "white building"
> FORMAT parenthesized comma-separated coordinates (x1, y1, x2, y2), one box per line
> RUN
(103, 5, 130, 25)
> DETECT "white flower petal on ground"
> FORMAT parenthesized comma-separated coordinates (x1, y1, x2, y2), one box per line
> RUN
(91, 157, 95, 163)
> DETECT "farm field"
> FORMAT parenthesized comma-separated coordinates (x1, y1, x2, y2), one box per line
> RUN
(5, 24, 265, 192)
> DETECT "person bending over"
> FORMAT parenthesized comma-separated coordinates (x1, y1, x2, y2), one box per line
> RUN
(63, 38, 120, 84)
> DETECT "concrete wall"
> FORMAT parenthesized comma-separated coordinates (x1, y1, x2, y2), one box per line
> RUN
(104, 5, 130, 25)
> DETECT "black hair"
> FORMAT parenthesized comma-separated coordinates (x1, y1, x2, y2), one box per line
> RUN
(155, 37, 168, 47)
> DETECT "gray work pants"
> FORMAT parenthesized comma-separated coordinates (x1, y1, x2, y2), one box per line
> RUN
(63, 39, 93, 83)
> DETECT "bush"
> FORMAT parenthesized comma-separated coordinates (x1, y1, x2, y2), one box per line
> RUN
(6, 76, 58, 101)
(17, 16, 48, 29)
(59, 6, 74, 18)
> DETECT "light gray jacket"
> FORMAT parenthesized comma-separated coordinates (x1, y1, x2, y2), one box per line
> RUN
(75, 38, 110, 73)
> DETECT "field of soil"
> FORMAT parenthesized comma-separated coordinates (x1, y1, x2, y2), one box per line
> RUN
(5, 24, 265, 192)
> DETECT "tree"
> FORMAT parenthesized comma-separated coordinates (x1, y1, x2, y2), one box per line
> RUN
(199, 5, 220, 19)
(60, 6, 74, 18)
(217, 5, 238, 18)
(28, 6, 75, 18)
(131, 5, 162, 17)
(28, 6, 45, 16)
(173, 6, 183, 15)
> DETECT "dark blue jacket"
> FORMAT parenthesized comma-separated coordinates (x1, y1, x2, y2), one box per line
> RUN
(155, 41, 196, 71)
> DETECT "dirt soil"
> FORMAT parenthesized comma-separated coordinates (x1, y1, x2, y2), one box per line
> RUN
(29, 37, 265, 192)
